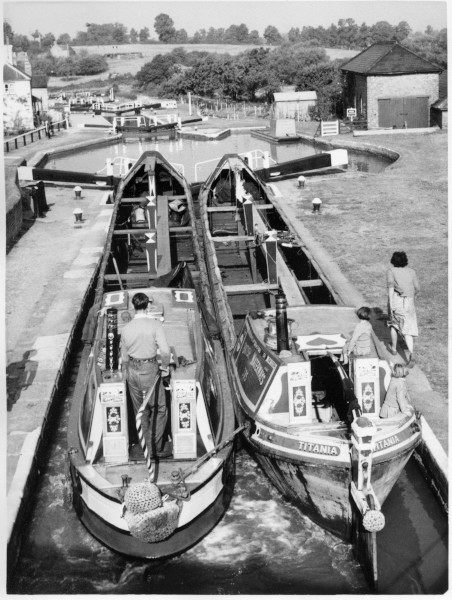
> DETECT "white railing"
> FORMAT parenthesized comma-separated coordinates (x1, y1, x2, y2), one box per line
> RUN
(96, 156, 137, 176)
(4, 119, 68, 153)
(194, 149, 276, 182)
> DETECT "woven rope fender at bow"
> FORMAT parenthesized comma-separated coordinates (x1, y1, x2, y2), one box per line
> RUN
(362, 509, 385, 532)
(122, 481, 181, 543)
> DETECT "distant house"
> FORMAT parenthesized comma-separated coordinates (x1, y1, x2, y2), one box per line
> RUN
(341, 41, 442, 129)
(3, 63, 34, 134)
(272, 91, 318, 120)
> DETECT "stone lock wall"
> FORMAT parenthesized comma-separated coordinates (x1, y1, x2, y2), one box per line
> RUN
(366, 73, 439, 129)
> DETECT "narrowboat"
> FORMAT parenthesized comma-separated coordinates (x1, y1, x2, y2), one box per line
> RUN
(67, 151, 237, 559)
(198, 153, 422, 586)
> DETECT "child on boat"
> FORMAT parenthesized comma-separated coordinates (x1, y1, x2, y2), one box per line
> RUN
(341, 306, 372, 365)
(380, 363, 413, 418)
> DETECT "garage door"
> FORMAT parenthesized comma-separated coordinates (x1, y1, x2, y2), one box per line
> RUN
(378, 97, 429, 128)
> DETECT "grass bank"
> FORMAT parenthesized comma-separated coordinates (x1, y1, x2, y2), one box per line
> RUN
(288, 127, 448, 399)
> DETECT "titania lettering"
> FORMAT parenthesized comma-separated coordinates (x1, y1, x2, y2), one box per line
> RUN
(250, 353, 266, 385)
(374, 435, 400, 451)
(298, 441, 339, 456)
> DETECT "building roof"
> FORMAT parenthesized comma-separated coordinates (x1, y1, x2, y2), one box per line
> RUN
(3, 63, 31, 82)
(31, 74, 48, 88)
(341, 41, 442, 75)
(432, 97, 447, 110)
(273, 91, 317, 102)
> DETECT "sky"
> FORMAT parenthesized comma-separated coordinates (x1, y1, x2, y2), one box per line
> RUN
(1, 0, 448, 39)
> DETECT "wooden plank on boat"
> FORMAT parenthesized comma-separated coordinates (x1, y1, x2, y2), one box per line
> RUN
(224, 283, 279, 294)
(169, 226, 192, 234)
(297, 279, 323, 287)
(156, 195, 172, 275)
(212, 235, 255, 243)
(120, 198, 144, 204)
(104, 273, 154, 281)
(255, 204, 274, 210)
(207, 206, 242, 213)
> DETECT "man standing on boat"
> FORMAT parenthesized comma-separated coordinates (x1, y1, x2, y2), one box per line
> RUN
(121, 292, 172, 458)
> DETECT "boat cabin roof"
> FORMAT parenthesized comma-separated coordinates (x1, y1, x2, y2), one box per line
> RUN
(248, 305, 379, 359)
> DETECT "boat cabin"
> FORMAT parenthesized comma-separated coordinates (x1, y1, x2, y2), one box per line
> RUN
(232, 304, 393, 428)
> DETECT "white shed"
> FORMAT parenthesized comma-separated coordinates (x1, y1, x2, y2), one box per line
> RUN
(272, 91, 318, 120)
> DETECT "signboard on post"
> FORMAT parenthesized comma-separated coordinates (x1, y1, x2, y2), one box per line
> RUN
(347, 108, 357, 121)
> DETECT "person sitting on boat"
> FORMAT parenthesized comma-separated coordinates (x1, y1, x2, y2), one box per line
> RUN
(121, 292, 172, 458)
(379, 363, 413, 418)
(341, 306, 372, 365)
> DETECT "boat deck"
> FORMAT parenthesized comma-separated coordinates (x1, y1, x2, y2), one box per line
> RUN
(90, 456, 223, 492)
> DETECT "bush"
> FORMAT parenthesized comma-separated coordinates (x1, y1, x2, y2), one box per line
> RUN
(76, 55, 108, 75)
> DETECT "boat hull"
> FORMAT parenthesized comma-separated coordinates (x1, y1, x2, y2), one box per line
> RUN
(241, 410, 420, 541)
(70, 450, 235, 559)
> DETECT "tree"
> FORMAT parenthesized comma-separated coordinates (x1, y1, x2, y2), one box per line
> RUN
(55, 56, 78, 77)
(154, 13, 176, 42)
(136, 53, 178, 87)
(41, 32, 56, 50)
(57, 33, 72, 45)
(12, 34, 30, 53)
(129, 28, 138, 43)
(30, 55, 55, 75)
(31, 29, 42, 45)
(394, 21, 411, 42)
(288, 27, 302, 43)
(371, 21, 396, 42)
(263, 25, 282, 45)
(76, 54, 108, 75)
(224, 23, 249, 44)
(248, 30, 262, 45)
(111, 23, 129, 44)
(295, 62, 343, 118)
(174, 29, 188, 43)
(73, 30, 89, 45)
(139, 27, 150, 43)
(4, 20, 13, 44)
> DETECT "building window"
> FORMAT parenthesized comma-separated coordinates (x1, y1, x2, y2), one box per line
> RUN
(5, 82, 15, 93)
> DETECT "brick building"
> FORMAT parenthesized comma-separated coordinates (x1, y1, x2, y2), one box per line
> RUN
(341, 41, 442, 129)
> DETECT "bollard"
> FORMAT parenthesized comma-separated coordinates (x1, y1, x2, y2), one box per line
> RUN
(73, 208, 83, 223)
(297, 175, 306, 188)
(74, 185, 82, 199)
(312, 197, 322, 213)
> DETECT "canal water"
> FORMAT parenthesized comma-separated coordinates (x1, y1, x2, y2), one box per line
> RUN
(48, 132, 392, 183)
(9, 347, 448, 595)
